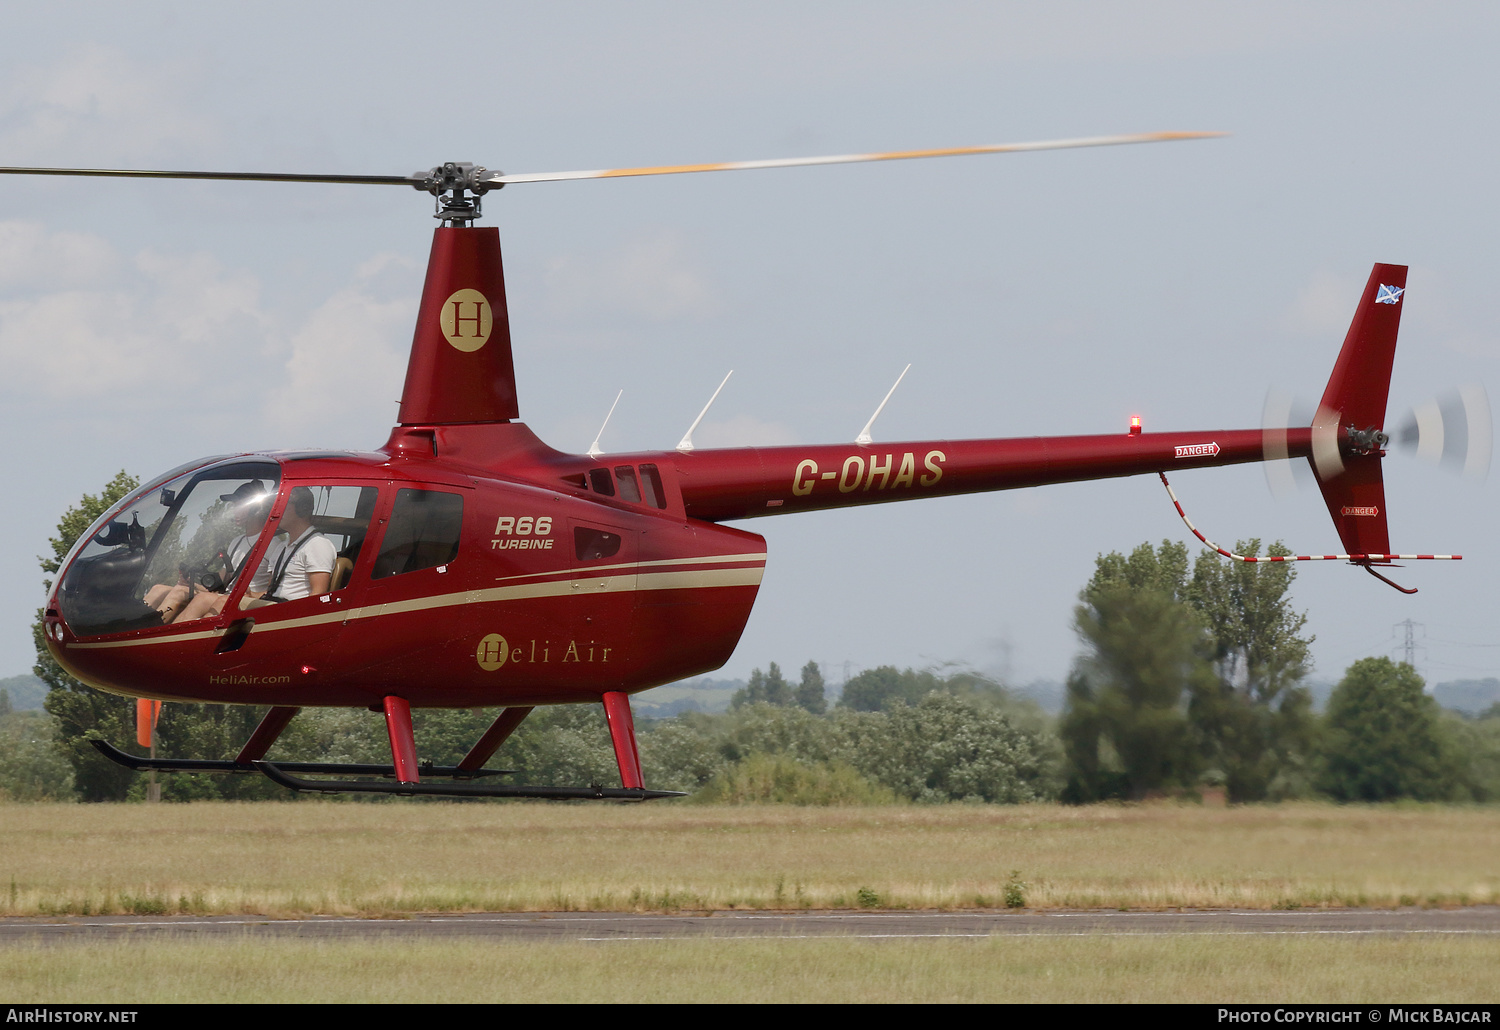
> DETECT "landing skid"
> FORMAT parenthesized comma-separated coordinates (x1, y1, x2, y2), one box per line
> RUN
(255, 761, 683, 800)
(91, 738, 512, 780)
(93, 691, 679, 801)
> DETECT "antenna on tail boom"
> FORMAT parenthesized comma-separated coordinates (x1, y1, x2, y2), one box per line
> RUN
(856, 364, 911, 445)
(677, 371, 733, 453)
(588, 390, 623, 459)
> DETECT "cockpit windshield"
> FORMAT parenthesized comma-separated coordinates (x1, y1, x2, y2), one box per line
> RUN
(57, 460, 281, 636)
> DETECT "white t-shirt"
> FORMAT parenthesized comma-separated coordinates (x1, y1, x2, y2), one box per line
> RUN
(266, 529, 338, 601)
(225, 533, 273, 595)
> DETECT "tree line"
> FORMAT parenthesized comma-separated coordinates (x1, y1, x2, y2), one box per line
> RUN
(1059, 539, 1499, 804)
(6, 476, 1498, 804)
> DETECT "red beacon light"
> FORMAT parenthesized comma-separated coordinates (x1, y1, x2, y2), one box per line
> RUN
(1129, 416, 1143, 436)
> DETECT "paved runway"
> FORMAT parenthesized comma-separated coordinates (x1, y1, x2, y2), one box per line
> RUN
(4, 908, 1500, 945)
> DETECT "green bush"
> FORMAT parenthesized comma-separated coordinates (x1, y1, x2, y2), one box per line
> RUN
(1317, 657, 1463, 802)
(1003, 871, 1028, 909)
(0, 710, 74, 801)
(692, 753, 895, 805)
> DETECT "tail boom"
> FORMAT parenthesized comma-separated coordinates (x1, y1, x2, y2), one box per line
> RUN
(670, 427, 1309, 522)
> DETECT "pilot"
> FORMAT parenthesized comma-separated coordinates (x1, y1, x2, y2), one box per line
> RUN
(144, 570, 194, 622)
(166, 482, 275, 623)
(255, 485, 337, 603)
(146, 481, 272, 622)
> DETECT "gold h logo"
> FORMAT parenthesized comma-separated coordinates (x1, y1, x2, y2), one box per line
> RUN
(441, 289, 493, 352)
(475, 633, 509, 671)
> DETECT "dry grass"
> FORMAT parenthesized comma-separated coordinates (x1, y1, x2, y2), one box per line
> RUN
(2, 800, 1498, 917)
(3, 935, 1498, 1003)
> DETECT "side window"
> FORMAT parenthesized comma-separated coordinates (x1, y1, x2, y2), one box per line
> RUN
(306, 485, 380, 591)
(245, 484, 376, 607)
(574, 527, 621, 562)
(614, 466, 642, 503)
(587, 468, 615, 496)
(372, 489, 464, 580)
(638, 464, 667, 510)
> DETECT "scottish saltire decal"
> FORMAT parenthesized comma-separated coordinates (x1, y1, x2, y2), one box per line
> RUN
(1376, 284, 1404, 305)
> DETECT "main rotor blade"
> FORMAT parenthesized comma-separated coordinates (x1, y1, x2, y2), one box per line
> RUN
(487, 131, 1227, 185)
(0, 131, 1224, 192)
(0, 166, 420, 186)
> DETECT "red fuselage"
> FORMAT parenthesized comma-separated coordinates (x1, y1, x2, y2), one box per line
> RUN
(40, 226, 1335, 714)
(45, 420, 1310, 709)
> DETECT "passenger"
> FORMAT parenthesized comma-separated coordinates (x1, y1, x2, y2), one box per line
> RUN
(144, 481, 271, 622)
(168, 483, 275, 623)
(257, 486, 337, 603)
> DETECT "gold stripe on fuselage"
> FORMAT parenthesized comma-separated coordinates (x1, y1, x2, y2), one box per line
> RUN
(68, 555, 768, 650)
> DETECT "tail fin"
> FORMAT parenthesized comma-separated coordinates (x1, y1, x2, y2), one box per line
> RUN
(397, 227, 520, 425)
(1311, 263, 1408, 558)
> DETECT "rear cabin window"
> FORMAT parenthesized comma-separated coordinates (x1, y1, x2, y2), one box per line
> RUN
(580, 464, 666, 510)
(587, 468, 614, 496)
(372, 489, 464, 579)
(639, 464, 666, 509)
(614, 466, 641, 503)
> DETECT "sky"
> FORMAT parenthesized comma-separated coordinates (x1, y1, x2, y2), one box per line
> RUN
(2, 2, 1499, 691)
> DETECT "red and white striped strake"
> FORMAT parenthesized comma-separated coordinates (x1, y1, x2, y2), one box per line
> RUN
(1158, 473, 1460, 564)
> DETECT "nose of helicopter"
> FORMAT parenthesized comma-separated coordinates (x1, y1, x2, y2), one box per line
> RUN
(43, 606, 66, 648)
(39, 602, 104, 694)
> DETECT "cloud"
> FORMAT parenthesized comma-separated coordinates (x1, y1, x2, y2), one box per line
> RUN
(0, 221, 417, 448)
(0, 221, 264, 399)
(0, 43, 216, 160)
(134, 250, 264, 349)
(0, 221, 119, 288)
(542, 229, 717, 325)
(260, 253, 416, 447)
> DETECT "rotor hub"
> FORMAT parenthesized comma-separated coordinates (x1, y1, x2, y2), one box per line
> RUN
(411, 162, 500, 226)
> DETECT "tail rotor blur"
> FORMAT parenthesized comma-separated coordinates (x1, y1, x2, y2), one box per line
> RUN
(1395, 385, 1492, 479)
(1261, 382, 1491, 496)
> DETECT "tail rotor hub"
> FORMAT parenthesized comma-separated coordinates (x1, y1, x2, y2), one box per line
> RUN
(1344, 426, 1389, 455)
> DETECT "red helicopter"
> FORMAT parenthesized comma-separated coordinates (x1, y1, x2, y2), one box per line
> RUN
(8, 132, 1464, 799)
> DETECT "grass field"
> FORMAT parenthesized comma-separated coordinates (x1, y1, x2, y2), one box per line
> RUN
(5, 935, 1500, 1004)
(2, 800, 1498, 917)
